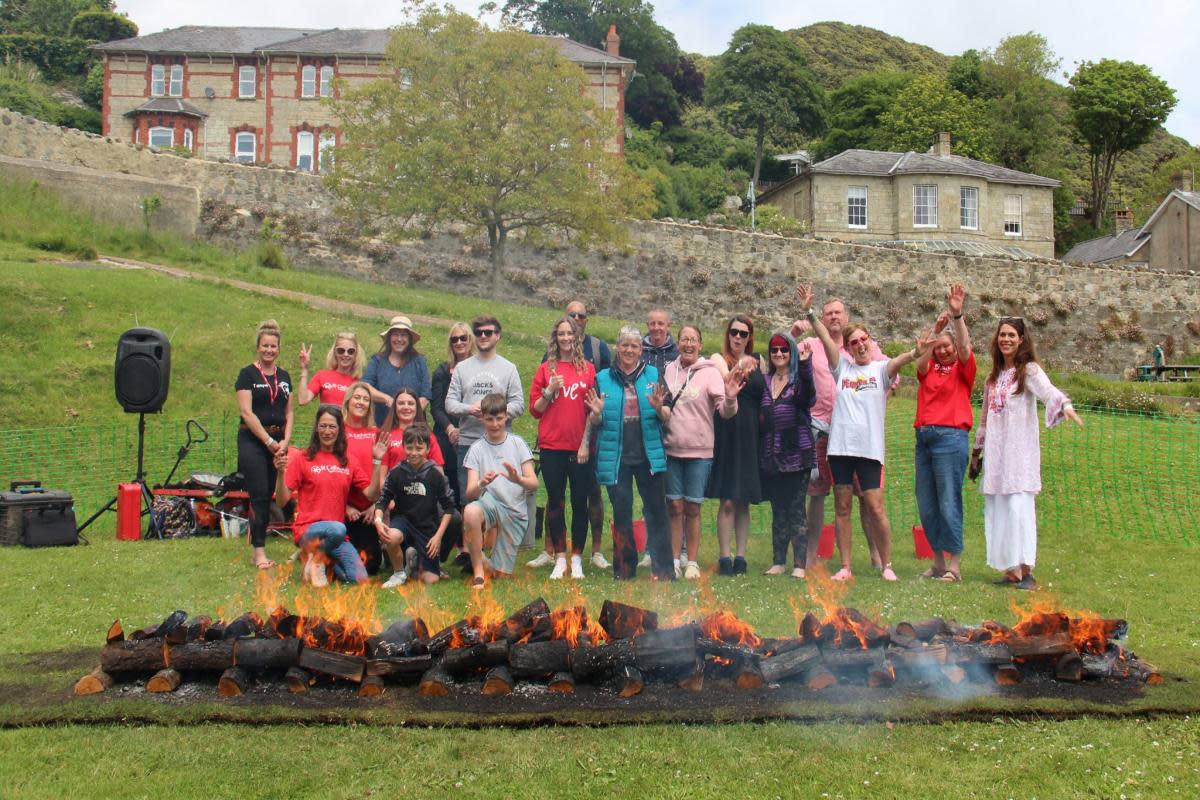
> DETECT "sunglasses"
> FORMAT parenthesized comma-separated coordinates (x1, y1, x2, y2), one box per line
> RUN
(474, 328, 498, 338)
(449, 335, 469, 344)
(568, 311, 588, 320)
(335, 347, 356, 355)
(847, 338, 870, 348)
(999, 316, 1025, 326)
(769, 346, 789, 354)
(728, 329, 750, 339)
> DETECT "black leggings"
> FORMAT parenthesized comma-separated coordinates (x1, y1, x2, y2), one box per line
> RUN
(762, 470, 809, 566)
(237, 429, 276, 548)
(540, 449, 594, 554)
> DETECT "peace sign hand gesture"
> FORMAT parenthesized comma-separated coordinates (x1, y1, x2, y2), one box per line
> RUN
(298, 343, 312, 370)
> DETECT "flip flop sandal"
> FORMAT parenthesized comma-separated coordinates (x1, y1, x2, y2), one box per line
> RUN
(919, 567, 941, 579)
(938, 571, 962, 583)
(254, 559, 276, 570)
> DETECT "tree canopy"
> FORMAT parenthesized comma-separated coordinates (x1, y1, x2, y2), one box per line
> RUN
(67, 9, 135, 41)
(705, 23, 825, 187)
(817, 70, 912, 159)
(878, 74, 993, 160)
(326, 6, 650, 275)
(1069, 59, 1177, 227)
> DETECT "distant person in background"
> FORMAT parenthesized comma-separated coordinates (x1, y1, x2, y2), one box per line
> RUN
(296, 332, 364, 407)
(972, 316, 1082, 592)
(236, 319, 294, 571)
(430, 322, 475, 508)
(640, 307, 678, 375)
(341, 381, 383, 575)
(913, 284, 976, 583)
(364, 316, 430, 425)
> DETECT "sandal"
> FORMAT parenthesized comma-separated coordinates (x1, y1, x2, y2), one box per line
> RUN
(791, 567, 806, 580)
(831, 567, 854, 582)
(938, 570, 962, 583)
(254, 559, 276, 570)
(992, 572, 1021, 586)
(919, 566, 941, 579)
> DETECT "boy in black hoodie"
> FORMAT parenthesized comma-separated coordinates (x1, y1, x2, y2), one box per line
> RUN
(374, 427, 457, 586)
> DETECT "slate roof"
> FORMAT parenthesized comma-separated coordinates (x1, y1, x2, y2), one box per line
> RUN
(123, 98, 208, 118)
(813, 149, 1061, 187)
(92, 26, 635, 67)
(1061, 228, 1148, 264)
(866, 240, 1044, 260)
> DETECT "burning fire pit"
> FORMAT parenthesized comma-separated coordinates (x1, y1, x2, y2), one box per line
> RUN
(75, 595, 1160, 700)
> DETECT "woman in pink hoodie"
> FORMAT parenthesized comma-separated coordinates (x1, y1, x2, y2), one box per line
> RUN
(660, 324, 744, 579)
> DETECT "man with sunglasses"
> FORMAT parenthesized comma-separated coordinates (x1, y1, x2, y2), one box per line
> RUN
(564, 301, 611, 373)
(445, 314, 525, 496)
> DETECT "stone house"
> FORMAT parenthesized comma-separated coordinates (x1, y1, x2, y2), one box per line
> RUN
(92, 25, 634, 169)
(1063, 173, 1199, 272)
(759, 133, 1060, 259)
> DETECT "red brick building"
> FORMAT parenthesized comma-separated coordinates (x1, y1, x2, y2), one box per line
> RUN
(93, 25, 633, 168)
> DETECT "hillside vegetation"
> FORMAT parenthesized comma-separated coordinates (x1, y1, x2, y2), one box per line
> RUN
(786, 21, 951, 88)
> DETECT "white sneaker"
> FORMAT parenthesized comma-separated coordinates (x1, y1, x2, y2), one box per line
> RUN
(590, 551, 610, 569)
(381, 570, 407, 589)
(638, 553, 652, 568)
(684, 561, 701, 580)
(527, 551, 554, 568)
(570, 556, 585, 579)
(549, 558, 567, 580)
(673, 561, 682, 579)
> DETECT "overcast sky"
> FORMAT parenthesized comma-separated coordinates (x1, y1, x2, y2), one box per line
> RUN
(118, 0, 1199, 146)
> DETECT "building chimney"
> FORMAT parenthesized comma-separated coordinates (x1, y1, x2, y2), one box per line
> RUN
(1114, 209, 1134, 233)
(1170, 170, 1194, 192)
(605, 24, 620, 57)
(928, 131, 952, 157)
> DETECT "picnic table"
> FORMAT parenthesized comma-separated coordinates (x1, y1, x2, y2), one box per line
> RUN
(1153, 364, 1200, 382)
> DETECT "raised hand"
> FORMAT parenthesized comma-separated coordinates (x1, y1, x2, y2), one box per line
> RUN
(298, 343, 312, 370)
(501, 462, 521, 483)
(797, 339, 813, 361)
(947, 283, 966, 316)
(372, 438, 388, 464)
(791, 318, 813, 338)
(724, 366, 748, 398)
(795, 283, 815, 312)
(648, 383, 667, 411)
(584, 388, 605, 417)
(933, 311, 951, 334)
(916, 327, 936, 356)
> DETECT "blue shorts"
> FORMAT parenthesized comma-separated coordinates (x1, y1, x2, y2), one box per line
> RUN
(472, 492, 526, 575)
(666, 456, 713, 504)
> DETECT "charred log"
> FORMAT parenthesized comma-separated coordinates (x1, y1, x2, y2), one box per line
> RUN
(572, 638, 635, 680)
(1008, 633, 1075, 660)
(285, 666, 312, 693)
(296, 648, 365, 682)
(760, 643, 821, 684)
(951, 642, 1015, 666)
(803, 662, 837, 691)
(234, 638, 301, 671)
(482, 665, 514, 695)
(894, 618, 947, 641)
(221, 612, 263, 641)
(865, 652, 896, 688)
(366, 617, 430, 658)
(632, 626, 697, 672)
(734, 660, 765, 689)
(168, 640, 234, 672)
(599, 600, 658, 639)
(427, 620, 483, 657)
(441, 643, 489, 676)
(994, 664, 1023, 685)
(358, 675, 386, 698)
(364, 654, 434, 679)
(183, 615, 212, 643)
(611, 665, 644, 697)
(100, 639, 167, 673)
(548, 671, 576, 693)
(1055, 651, 1084, 682)
(509, 640, 571, 679)
(418, 664, 453, 696)
(493, 598, 552, 643)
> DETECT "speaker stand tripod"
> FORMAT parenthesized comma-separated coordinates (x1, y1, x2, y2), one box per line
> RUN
(77, 412, 158, 538)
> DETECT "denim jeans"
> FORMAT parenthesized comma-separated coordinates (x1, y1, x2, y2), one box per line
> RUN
(301, 520, 366, 583)
(606, 461, 672, 580)
(914, 426, 969, 554)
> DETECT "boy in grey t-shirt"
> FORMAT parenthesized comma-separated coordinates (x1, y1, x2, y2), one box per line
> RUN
(462, 393, 538, 587)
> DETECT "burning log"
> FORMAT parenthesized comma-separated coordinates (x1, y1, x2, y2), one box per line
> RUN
(358, 675, 386, 698)
(364, 654, 434, 679)
(599, 600, 657, 639)
(760, 642, 821, 684)
(494, 597, 552, 643)
(734, 660, 765, 690)
(441, 643, 489, 676)
(1055, 651, 1084, 682)
(147, 668, 182, 693)
(217, 666, 251, 697)
(697, 637, 758, 664)
(994, 664, 1023, 685)
(803, 662, 837, 691)
(203, 623, 227, 641)
(865, 653, 896, 688)
(74, 666, 114, 696)
(509, 640, 571, 679)
(285, 667, 312, 693)
(417, 664, 453, 696)
(819, 648, 881, 671)
(632, 626, 697, 672)
(168, 640, 234, 672)
(611, 665, 644, 697)
(887, 632, 923, 650)
(221, 612, 263, 641)
(894, 618, 947, 641)
(1008, 633, 1075, 660)
(296, 648, 365, 683)
(548, 671, 576, 693)
(482, 665, 514, 695)
(759, 637, 806, 657)
(264, 611, 300, 640)
(951, 642, 1015, 666)
(887, 643, 949, 672)
(427, 620, 483, 657)
(234, 638, 301, 672)
(182, 615, 212, 643)
(100, 639, 167, 673)
(799, 612, 822, 643)
(153, 610, 188, 641)
(572, 638, 635, 680)
(366, 617, 430, 659)
(106, 620, 124, 645)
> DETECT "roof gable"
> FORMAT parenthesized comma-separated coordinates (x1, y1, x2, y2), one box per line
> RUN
(1140, 190, 1200, 233)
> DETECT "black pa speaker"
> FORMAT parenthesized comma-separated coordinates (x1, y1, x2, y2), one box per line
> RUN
(115, 327, 171, 413)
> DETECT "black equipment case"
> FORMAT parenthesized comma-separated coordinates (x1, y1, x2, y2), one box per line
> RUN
(0, 481, 78, 547)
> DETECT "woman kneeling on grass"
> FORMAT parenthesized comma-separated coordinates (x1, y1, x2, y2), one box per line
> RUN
(274, 405, 386, 585)
(971, 316, 1082, 591)
(798, 284, 931, 583)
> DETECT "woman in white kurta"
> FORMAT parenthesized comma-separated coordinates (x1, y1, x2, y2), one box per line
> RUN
(970, 317, 1082, 591)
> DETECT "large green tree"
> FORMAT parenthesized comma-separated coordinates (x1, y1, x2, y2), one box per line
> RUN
(326, 6, 650, 279)
(705, 24, 824, 187)
(816, 70, 912, 159)
(0, 0, 112, 36)
(1069, 59, 1177, 228)
(983, 33, 1067, 175)
(878, 74, 993, 160)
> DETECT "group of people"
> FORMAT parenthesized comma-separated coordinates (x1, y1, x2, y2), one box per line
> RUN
(234, 285, 1081, 591)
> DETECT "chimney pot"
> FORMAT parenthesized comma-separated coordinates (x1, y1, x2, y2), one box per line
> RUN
(928, 132, 952, 157)
(605, 24, 620, 57)
(1114, 209, 1134, 233)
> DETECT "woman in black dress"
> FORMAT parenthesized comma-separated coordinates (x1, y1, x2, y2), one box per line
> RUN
(706, 314, 764, 575)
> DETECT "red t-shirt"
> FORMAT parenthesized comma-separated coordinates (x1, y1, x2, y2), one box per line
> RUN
(283, 448, 370, 544)
(529, 360, 596, 451)
(306, 369, 355, 407)
(382, 424, 444, 472)
(914, 352, 977, 429)
(344, 423, 379, 511)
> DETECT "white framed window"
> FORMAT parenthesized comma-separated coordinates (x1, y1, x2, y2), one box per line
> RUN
(960, 186, 979, 230)
(183, 129, 193, 150)
(318, 133, 336, 171)
(239, 65, 256, 99)
(296, 131, 314, 171)
(1004, 195, 1023, 236)
(847, 186, 867, 228)
(151, 64, 165, 97)
(235, 132, 256, 163)
(169, 64, 183, 97)
(148, 126, 173, 148)
(319, 65, 333, 97)
(913, 184, 938, 227)
(301, 65, 316, 98)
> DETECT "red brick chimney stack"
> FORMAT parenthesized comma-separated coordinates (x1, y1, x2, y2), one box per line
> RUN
(606, 24, 620, 57)
(1114, 209, 1134, 233)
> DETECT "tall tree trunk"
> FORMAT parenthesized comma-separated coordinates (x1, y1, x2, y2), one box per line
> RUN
(487, 221, 506, 291)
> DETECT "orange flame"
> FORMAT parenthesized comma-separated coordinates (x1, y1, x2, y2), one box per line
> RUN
(1004, 596, 1125, 655)
(697, 609, 762, 649)
(548, 605, 608, 647)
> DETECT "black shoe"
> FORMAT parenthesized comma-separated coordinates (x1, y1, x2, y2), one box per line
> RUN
(732, 556, 748, 575)
(452, 551, 472, 574)
(718, 556, 734, 576)
(1016, 574, 1039, 591)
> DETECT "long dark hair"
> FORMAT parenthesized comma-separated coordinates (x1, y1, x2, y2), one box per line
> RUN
(721, 314, 756, 369)
(380, 386, 430, 439)
(305, 405, 348, 466)
(987, 317, 1038, 395)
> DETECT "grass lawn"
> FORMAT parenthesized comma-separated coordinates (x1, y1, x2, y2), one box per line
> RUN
(0, 189, 1197, 798)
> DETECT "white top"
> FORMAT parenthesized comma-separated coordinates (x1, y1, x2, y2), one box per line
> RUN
(974, 364, 1069, 496)
(464, 433, 533, 520)
(828, 359, 890, 463)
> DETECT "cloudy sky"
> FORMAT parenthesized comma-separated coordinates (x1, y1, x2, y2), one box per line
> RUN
(118, 0, 1199, 145)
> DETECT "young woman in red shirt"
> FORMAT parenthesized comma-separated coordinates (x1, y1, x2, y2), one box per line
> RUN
(378, 387, 444, 474)
(296, 332, 364, 408)
(340, 381, 383, 575)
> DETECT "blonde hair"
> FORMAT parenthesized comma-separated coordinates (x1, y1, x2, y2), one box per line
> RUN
(256, 319, 281, 345)
(547, 317, 585, 373)
(325, 332, 365, 376)
(340, 380, 374, 426)
(446, 322, 475, 365)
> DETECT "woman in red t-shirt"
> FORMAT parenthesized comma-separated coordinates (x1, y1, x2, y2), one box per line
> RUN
(529, 317, 596, 579)
(296, 332, 365, 408)
(275, 405, 385, 585)
(913, 284, 976, 582)
(379, 387, 443, 474)
(341, 381, 383, 574)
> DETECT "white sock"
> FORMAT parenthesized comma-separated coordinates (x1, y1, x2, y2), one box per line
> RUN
(570, 554, 582, 567)
(673, 558, 680, 571)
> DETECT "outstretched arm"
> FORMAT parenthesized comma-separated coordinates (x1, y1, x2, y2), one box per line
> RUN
(886, 328, 934, 379)
(796, 284, 839, 371)
(946, 283, 972, 363)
